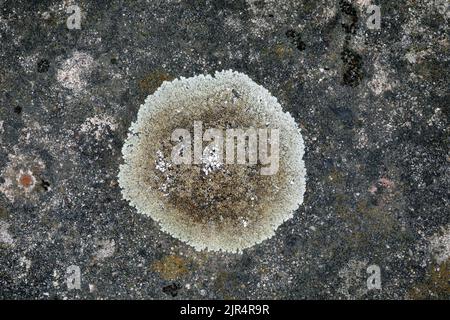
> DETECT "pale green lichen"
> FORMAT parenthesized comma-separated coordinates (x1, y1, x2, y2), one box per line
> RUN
(118, 70, 306, 253)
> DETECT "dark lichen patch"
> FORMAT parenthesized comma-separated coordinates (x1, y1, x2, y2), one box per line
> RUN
(213, 271, 240, 299)
(414, 59, 449, 83)
(282, 234, 304, 256)
(335, 194, 400, 251)
(341, 46, 363, 87)
(329, 106, 354, 128)
(408, 259, 450, 300)
(138, 70, 174, 96)
(339, 0, 358, 35)
(355, 200, 396, 235)
(336, 0, 363, 87)
(285, 29, 306, 51)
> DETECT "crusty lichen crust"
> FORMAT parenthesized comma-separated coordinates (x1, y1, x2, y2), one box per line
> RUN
(118, 70, 306, 253)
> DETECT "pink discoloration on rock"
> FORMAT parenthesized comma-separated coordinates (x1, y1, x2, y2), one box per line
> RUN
(56, 51, 94, 93)
(379, 178, 394, 189)
(368, 185, 377, 194)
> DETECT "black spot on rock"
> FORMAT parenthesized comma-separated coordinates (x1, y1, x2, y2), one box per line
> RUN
(14, 106, 22, 114)
(162, 283, 181, 297)
(40, 179, 51, 191)
(37, 59, 50, 73)
(137, 248, 148, 258)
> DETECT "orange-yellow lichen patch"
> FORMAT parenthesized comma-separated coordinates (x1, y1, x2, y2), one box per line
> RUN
(18, 173, 34, 188)
(152, 255, 189, 280)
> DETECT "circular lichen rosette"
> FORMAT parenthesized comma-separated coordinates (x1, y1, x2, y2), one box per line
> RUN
(118, 70, 306, 253)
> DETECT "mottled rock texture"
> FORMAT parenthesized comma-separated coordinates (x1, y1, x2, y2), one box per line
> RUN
(0, 0, 448, 299)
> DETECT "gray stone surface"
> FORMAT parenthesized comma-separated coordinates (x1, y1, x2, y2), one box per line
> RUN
(0, 0, 448, 299)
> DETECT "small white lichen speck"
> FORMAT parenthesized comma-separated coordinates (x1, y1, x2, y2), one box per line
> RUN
(429, 226, 450, 264)
(94, 239, 116, 260)
(80, 115, 118, 140)
(57, 51, 94, 92)
(0, 221, 14, 246)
